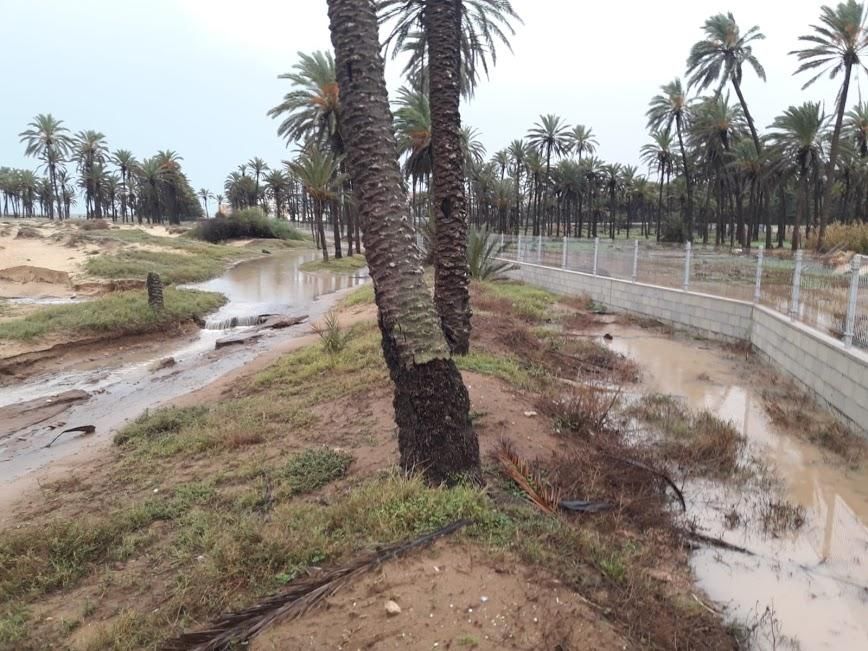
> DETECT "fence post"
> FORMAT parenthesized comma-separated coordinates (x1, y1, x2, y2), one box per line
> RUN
(537, 233, 543, 264)
(753, 245, 764, 303)
(592, 237, 599, 276)
(682, 241, 692, 291)
(631, 240, 639, 283)
(789, 249, 804, 320)
(843, 254, 862, 348)
(562, 236, 567, 269)
(517, 233, 523, 262)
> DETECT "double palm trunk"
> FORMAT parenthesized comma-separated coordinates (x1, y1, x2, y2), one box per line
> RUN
(426, 0, 472, 355)
(327, 0, 480, 483)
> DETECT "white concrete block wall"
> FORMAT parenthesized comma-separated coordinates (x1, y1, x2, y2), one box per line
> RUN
(505, 260, 868, 436)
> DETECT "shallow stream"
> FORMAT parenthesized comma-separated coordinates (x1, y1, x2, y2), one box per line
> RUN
(600, 326, 868, 649)
(0, 250, 366, 487)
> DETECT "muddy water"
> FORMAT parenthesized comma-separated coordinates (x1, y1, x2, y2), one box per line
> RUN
(0, 250, 367, 488)
(600, 325, 868, 650)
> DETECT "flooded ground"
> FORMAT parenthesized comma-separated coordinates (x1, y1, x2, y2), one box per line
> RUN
(0, 250, 366, 491)
(599, 324, 868, 650)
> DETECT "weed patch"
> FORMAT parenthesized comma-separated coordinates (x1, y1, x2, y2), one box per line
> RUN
(473, 281, 556, 321)
(279, 448, 354, 496)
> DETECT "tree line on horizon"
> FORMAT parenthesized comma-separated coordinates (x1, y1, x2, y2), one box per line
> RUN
(2, 116, 202, 224)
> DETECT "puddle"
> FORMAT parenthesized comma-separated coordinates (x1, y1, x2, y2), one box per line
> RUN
(601, 326, 868, 650)
(0, 250, 367, 488)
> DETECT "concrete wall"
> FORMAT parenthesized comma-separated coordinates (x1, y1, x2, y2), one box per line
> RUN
(506, 260, 868, 435)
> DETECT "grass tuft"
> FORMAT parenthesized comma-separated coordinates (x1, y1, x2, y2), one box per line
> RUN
(340, 283, 375, 307)
(300, 254, 367, 273)
(279, 448, 354, 496)
(474, 281, 556, 321)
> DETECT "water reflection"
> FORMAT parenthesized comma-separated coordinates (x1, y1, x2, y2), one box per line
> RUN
(603, 327, 868, 649)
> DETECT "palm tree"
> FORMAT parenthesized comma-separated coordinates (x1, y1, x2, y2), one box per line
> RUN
(507, 139, 529, 232)
(570, 124, 598, 163)
(263, 170, 289, 219)
(394, 85, 433, 221)
(686, 13, 766, 154)
(377, 0, 521, 98)
(328, 0, 479, 483)
(640, 130, 675, 240)
(848, 101, 868, 156)
(767, 102, 827, 251)
(74, 130, 108, 218)
(269, 51, 341, 152)
(112, 149, 138, 222)
(527, 114, 572, 234)
(19, 113, 72, 219)
(215, 193, 225, 215)
(198, 188, 213, 218)
(792, 0, 868, 247)
(647, 80, 694, 241)
(290, 146, 341, 260)
(247, 157, 269, 207)
(460, 126, 486, 166)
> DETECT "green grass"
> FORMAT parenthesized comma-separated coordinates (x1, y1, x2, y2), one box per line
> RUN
(0, 289, 226, 341)
(85, 250, 233, 285)
(476, 281, 557, 321)
(300, 254, 367, 273)
(456, 351, 539, 389)
(340, 283, 375, 307)
(278, 448, 354, 496)
(0, 606, 27, 645)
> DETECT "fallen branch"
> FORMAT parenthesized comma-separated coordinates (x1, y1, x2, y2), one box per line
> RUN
(45, 425, 96, 448)
(600, 452, 686, 512)
(160, 519, 470, 651)
(682, 530, 754, 555)
(493, 439, 560, 513)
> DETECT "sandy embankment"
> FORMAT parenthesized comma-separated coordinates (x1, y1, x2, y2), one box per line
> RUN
(0, 223, 91, 299)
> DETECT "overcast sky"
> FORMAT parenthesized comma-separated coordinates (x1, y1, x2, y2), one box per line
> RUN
(0, 0, 856, 197)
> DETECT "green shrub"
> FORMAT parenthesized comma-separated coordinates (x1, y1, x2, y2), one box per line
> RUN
(189, 208, 305, 243)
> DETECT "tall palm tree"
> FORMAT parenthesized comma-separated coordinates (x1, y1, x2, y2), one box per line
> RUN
(527, 114, 572, 234)
(647, 79, 694, 241)
(640, 130, 675, 240)
(263, 170, 289, 219)
(198, 188, 212, 218)
(111, 149, 138, 222)
(767, 102, 827, 251)
(686, 13, 766, 154)
(247, 157, 269, 207)
(848, 100, 868, 156)
(269, 51, 342, 152)
(328, 0, 479, 483)
(215, 193, 225, 215)
(290, 146, 341, 260)
(570, 124, 598, 163)
(459, 126, 486, 165)
(74, 130, 108, 218)
(19, 113, 72, 219)
(507, 138, 529, 232)
(792, 0, 868, 247)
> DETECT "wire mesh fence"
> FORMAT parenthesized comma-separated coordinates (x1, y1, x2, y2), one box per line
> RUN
(497, 233, 867, 352)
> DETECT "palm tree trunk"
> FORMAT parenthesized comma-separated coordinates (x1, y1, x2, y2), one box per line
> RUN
(675, 116, 693, 242)
(656, 169, 664, 241)
(426, 0, 472, 355)
(818, 62, 853, 248)
(732, 77, 762, 155)
(331, 199, 343, 259)
(327, 0, 479, 483)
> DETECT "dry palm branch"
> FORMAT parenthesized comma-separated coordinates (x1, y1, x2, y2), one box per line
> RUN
(160, 519, 470, 651)
(493, 439, 562, 513)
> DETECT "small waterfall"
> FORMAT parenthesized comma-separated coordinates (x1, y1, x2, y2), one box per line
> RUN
(204, 314, 273, 331)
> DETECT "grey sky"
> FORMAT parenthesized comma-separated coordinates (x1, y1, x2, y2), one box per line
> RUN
(0, 0, 853, 199)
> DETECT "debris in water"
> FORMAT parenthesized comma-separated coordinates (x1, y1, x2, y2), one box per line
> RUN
(151, 357, 176, 372)
(45, 425, 96, 448)
(215, 332, 263, 349)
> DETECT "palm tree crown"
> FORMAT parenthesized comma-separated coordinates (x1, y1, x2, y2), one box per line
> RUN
(791, 0, 868, 89)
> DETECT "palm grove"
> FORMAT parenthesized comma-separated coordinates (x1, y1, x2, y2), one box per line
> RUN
(6, 115, 202, 224)
(4, 1, 868, 481)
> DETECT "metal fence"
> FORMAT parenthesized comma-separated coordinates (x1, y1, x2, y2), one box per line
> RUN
(497, 233, 868, 352)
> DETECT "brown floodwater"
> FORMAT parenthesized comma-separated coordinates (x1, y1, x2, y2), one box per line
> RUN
(600, 325, 868, 650)
(0, 250, 367, 491)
